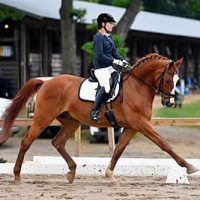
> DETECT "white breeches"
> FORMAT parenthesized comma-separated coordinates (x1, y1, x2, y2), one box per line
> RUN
(94, 66, 116, 94)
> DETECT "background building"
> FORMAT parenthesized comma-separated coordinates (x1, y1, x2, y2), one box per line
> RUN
(0, 0, 200, 95)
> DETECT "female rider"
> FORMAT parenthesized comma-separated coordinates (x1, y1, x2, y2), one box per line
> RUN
(89, 13, 128, 122)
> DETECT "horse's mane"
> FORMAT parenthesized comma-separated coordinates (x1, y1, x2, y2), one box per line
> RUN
(132, 53, 169, 69)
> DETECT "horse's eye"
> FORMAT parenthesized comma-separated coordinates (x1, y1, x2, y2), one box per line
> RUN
(165, 80, 171, 84)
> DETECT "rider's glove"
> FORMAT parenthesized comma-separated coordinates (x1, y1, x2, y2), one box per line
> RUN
(122, 60, 129, 69)
(112, 59, 130, 72)
(112, 59, 124, 72)
(113, 59, 123, 67)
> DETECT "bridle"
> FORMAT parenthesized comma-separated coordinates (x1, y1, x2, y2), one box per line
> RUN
(126, 61, 179, 99)
(153, 61, 179, 98)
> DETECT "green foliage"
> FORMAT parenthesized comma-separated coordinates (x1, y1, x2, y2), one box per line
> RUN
(142, 0, 200, 20)
(112, 34, 128, 58)
(111, 0, 131, 8)
(70, 8, 86, 22)
(81, 41, 94, 61)
(82, 0, 131, 8)
(153, 101, 200, 118)
(0, 6, 24, 22)
(83, 0, 99, 2)
(187, 0, 200, 19)
(86, 19, 98, 31)
(117, 47, 128, 58)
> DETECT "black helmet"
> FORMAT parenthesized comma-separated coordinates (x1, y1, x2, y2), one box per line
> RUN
(97, 13, 116, 29)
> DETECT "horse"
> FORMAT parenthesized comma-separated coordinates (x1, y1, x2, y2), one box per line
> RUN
(0, 53, 198, 185)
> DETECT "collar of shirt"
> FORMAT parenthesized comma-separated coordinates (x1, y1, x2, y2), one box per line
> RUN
(106, 34, 111, 38)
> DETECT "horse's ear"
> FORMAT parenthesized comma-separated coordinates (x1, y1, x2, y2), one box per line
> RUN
(174, 58, 184, 68)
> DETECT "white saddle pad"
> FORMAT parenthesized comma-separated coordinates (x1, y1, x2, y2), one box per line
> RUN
(79, 79, 120, 102)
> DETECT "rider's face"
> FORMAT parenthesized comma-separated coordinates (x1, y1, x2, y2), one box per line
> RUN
(104, 22, 115, 32)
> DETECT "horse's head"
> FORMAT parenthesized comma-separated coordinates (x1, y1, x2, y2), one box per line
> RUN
(127, 54, 183, 107)
(154, 58, 183, 107)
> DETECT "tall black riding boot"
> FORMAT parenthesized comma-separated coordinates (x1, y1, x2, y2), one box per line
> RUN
(89, 87, 107, 122)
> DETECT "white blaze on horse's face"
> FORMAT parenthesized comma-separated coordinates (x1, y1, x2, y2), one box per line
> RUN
(161, 73, 179, 107)
(171, 74, 179, 94)
(170, 74, 179, 104)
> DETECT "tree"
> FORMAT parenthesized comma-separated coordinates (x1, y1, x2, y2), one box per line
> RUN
(60, 0, 86, 74)
(60, 0, 76, 74)
(114, 0, 141, 41)
(84, 0, 200, 22)
(0, 6, 24, 22)
(142, 0, 200, 20)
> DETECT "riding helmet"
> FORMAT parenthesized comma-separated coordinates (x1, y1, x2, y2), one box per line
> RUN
(97, 13, 116, 29)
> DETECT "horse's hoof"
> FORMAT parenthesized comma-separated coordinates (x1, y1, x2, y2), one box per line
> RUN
(108, 179, 120, 187)
(105, 168, 112, 178)
(187, 166, 199, 174)
(105, 168, 119, 186)
(14, 178, 21, 185)
(66, 172, 75, 184)
(106, 173, 119, 187)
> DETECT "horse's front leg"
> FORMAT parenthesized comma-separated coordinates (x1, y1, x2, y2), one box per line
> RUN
(141, 121, 199, 174)
(106, 128, 136, 184)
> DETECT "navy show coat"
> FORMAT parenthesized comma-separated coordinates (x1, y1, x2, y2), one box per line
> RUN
(92, 32, 123, 69)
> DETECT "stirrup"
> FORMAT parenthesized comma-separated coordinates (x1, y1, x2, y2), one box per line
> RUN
(89, 111, 100, 122)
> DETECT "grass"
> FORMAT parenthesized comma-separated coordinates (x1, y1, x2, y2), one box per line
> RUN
(153, 100, 200, 130)
(153, 101, 200, 118)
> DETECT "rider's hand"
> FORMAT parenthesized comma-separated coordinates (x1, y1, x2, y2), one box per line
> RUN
(112, 59, 124, 72)
(122, 60, 129, 69)
(112, 59, 130, 72)
(113, 59, 123, 67)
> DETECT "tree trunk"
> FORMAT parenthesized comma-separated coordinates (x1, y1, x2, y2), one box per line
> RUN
(115, 0, 141, 41)
(60, 0, 76, 74)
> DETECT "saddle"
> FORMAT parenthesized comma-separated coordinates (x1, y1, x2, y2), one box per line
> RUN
(78, 70, 122, 128)
(79, 70, 121, 102)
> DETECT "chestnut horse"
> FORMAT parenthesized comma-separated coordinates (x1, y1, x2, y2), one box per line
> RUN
(1, 53, 198, 184)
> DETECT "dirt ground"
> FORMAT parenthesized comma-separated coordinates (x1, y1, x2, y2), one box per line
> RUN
(0, 94, 200, 199)
(0, 174, 200, 200)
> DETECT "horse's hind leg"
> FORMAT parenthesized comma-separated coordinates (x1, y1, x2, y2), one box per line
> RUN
(13, 124, 46, 184)
(51, 117, 80, 184)
(106, 128, 137, 184)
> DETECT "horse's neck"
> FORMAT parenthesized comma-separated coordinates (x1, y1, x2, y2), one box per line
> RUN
(133, 60, 166, 84)
(132, 63, 155, 85)
(125, 71, 155, 101)
(127, 60, 164, 105)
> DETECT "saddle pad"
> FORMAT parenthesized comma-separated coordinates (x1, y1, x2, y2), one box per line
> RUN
(79, 79, 120, 102)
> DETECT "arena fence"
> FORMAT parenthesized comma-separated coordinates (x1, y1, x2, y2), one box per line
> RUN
(0, 118, 200, 156)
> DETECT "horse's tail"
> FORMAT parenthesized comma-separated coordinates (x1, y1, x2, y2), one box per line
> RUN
(0, 79, 44, 144)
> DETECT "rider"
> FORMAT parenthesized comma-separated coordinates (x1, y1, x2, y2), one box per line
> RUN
(89, 13, 129, 122)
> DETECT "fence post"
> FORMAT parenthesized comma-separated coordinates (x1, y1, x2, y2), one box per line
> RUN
(107, 127, 115, 156)
(74, 126, 81, 157)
